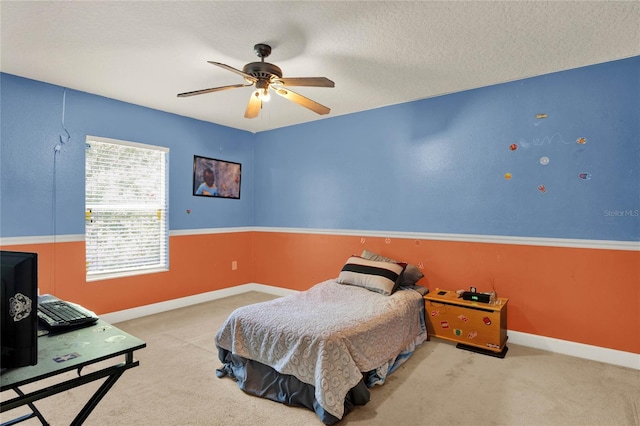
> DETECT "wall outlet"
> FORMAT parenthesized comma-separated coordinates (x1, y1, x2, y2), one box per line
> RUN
(231, 261, 237, 270)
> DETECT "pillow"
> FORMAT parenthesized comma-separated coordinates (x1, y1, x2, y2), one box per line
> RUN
(361, 249, 424, 286)
(336, 256, 405, 296)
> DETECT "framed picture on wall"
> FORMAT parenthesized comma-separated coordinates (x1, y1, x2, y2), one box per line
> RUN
(193, 155, 241, 199)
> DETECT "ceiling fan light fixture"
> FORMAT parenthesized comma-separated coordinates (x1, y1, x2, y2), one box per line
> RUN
(261, 88, 271, 102)
(254, 79, 270, 102)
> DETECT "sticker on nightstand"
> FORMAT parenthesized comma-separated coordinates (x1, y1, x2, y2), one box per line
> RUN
(467, 331, 478, 339)
(457, 314, 469, 322)
(440, 321, 449, 329)
(431, 310, 440, 317)
(453, 329, 463, 336)
(482, 317, 492, 326)
(486, 343, 500, 350)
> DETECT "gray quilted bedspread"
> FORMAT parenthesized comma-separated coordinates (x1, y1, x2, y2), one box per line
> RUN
(215, 279, 425, 419)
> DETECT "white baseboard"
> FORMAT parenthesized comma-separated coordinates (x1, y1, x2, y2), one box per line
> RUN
(100, 283, 297, 324)
(101, 283, 639, 371)
(506, 330, 639, 370)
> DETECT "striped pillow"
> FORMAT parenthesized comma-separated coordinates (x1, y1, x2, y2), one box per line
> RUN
(336, 256, 405, 295)
(361, 249, 424, 286)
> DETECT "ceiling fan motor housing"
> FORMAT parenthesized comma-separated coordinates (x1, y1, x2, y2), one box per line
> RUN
(242, 62, 283, 80)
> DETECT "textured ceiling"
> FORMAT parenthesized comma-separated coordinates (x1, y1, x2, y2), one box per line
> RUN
(1, 1, 639, 133)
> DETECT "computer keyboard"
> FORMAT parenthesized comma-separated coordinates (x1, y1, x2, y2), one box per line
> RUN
(37, 299, 99, 329)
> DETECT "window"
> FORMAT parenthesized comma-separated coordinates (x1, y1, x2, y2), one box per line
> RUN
(85, 136, 169, 280)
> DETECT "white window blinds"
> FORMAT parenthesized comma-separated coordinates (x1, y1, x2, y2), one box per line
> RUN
(85, 136, 169, 280)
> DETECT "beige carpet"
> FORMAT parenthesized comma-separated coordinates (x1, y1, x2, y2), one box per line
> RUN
(3, 291, 639, 425)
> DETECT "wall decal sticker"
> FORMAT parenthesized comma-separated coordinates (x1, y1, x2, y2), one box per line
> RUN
(506, 108, 594, 197)
(520, 133, 567, 147)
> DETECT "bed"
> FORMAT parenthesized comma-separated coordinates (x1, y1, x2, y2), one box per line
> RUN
(215, 252, 428, 424)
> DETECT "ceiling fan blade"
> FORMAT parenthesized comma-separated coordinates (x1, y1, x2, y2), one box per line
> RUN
(208, 61, 257, 82)
(274, 88, 330, 115)
(177, 84, 249, 98)
(244, 91, 262, 119)
(273, 77, 335, 88)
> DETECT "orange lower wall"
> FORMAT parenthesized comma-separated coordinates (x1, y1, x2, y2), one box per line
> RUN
(3, 230, 638, 354)
(1, 232, 253, 314)
(252, 232, 640, 355)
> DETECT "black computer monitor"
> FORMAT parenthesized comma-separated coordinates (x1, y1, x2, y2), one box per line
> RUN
(1, 250, 38, 371)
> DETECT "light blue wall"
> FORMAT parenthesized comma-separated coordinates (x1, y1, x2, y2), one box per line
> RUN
(0, 74, 254, 238)
(2, 56, 639, 241)
(254, 57, 640, 241)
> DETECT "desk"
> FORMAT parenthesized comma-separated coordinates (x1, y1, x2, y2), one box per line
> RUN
(1, 320, 146, 425)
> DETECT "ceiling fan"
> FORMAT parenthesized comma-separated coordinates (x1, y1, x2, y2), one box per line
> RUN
(177, 43, 334, 119)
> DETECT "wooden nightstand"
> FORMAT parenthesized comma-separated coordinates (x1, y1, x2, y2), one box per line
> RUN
(424, 289, 508, 357)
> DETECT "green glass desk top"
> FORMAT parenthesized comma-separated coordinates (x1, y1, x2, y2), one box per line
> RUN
(1, 320, 146, 389)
